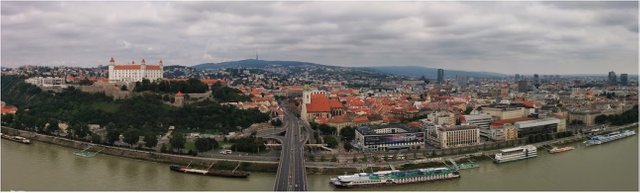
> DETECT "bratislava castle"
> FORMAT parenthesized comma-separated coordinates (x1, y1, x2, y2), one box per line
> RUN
(108, 57, 163, 83)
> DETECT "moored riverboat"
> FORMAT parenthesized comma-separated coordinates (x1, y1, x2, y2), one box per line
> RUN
(584, 130, 636, 146)
(329, 167, 460, 188)
(0, 133, 31, 144)
(548, 146, 575, 153)
(169, 165, 250, 178)
(494, 145, 537, 163)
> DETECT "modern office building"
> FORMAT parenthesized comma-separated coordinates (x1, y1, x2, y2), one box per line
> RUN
(517, 80, 528, 93)
(487, 123, 519, 141)
(437, 69, 444, 84)
(428, 125, 481, 149)
(353, 124, 425, 152)
(620, 73, 628, 86)
(513, 118, 561, 138)
(461, 114, 493, 130)
(608, 71, 617, 85)
(481, 106, 527, 120)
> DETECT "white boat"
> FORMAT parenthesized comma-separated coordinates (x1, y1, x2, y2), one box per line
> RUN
(330, 167, 460, 188)
(548, 146, 575, 153)
(584, 130, 636, 146)
(494, 145, 537, 163)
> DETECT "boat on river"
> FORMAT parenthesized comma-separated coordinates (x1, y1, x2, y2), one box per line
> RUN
(548, 146, 575, 154)
(329, 167, 460, 188)
(584, 130, 636, 146)
(169, 163, 250, 178)
(1, 133, 32, 144)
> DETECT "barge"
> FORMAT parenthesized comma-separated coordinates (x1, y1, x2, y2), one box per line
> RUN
(169, 165, 249, 178)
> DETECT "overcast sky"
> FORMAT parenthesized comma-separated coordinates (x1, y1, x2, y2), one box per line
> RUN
(1, 1, 638, 74)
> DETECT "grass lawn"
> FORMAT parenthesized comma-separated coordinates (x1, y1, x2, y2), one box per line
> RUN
(167, 142, 196, 151)
(184, 142, 195, 151)
(91, 102, 120, 113)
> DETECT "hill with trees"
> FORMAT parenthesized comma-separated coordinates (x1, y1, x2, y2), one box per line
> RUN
(1, 76, 270, 144)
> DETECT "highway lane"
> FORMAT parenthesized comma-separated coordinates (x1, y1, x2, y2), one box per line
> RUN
(274, 107, 308, 191)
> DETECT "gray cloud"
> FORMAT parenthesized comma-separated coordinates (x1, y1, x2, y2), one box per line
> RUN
(1, 1, 637, 74)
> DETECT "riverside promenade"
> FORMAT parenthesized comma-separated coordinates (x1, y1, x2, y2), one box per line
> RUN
(3, 122, 637, 174)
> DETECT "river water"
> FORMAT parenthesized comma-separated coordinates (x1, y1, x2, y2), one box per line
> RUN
(2, 134, 638, 191)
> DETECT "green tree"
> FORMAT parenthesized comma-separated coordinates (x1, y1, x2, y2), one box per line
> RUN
(170, 132, 186, 150)
(45, 121, 59, 134)
(324, 135, 338, 148)
(194, 137, 213, 152)
(339, 126, 356, 141)
(91, 133, 102, 144)
(144, 133, 158, 148)
(318, 124, 337, 135)
(72, 123, 90, 139)
(123, 128, 141, 147)
(1, 114, 14, 125)
(352, 156, 358, 163)
(160, 144, 168, 153)
(121, 85, 128, 91)
(106, 130, 120, 145)
(343, 142, 353, 152)
(331, 156, 338, 162)
(209, 138, 220, 149)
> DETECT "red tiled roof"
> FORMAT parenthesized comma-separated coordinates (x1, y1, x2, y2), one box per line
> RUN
(306, 94, 343, 113)
(113, 65, 162, 70)
(200, 79, 226, 85)
(523, 101, 542, 108)
(330, 115, 348, 123)
(352, 116, 369, 123)
(314, 116, 329, 124)
(407, 121, 421, 127)
(1, 105, 17, 114)
(175, 91, 184, 97)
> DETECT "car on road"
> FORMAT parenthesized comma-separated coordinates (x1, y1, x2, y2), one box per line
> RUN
(219, 150, 232, 154)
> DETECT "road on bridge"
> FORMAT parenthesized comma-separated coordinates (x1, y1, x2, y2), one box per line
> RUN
(274, 107, 308, 191)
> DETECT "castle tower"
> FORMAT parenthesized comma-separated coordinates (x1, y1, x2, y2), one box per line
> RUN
(108, 57, 116, 83)
(159, 60, 163, 67)
(174, 91, 185, 107)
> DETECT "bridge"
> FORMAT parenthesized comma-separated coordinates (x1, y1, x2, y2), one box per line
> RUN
(273, 107, 308, 191)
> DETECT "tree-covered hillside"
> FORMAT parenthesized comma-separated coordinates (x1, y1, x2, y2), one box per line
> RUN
(1, 76, 269, 138)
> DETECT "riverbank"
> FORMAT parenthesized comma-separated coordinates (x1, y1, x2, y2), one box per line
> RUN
(2, 123, 637, 175)
(1, 127, 279, 172)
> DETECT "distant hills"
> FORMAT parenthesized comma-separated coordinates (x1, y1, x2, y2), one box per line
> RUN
(193, 59, 333, 70)
(360, 66, 508, 78)
(192, 59, 508, 79)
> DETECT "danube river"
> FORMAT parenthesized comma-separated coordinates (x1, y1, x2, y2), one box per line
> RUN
(2, 134, 638, 191)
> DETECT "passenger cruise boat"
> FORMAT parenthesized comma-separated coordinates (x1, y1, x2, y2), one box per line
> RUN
(494, 145, 537, 163)
(584, 130, 636, 146)
(329, 167, 460, 188)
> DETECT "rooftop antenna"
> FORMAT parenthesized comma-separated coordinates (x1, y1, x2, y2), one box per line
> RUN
(255, 50, 259, 60)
